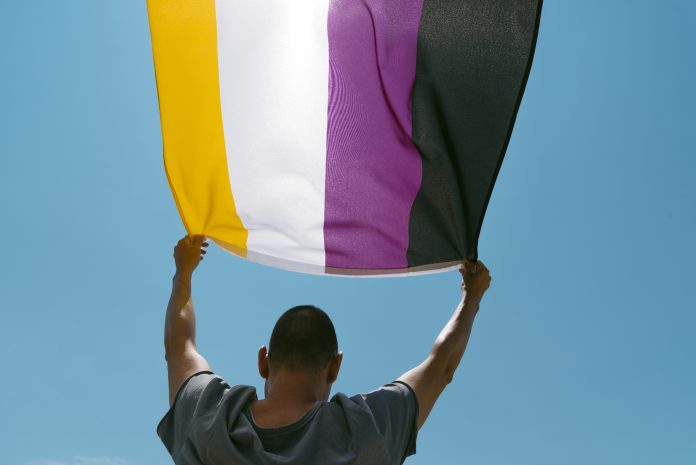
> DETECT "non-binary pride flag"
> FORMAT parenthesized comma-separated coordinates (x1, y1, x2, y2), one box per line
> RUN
(147, 0, 542, 276)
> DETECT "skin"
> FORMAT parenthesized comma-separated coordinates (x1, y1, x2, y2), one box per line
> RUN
(165, 234, 491, 430)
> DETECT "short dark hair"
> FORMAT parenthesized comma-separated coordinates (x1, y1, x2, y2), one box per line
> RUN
(268, 305, 338, 374)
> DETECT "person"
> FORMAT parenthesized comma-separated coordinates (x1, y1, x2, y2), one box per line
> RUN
(158, 234, 491, 465)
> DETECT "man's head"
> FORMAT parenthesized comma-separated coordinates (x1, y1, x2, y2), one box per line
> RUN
(258, 305, 342, 399)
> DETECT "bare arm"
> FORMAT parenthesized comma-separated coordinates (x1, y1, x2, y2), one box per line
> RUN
(398, 261, 491, 430)
(164, 235, 211, 406)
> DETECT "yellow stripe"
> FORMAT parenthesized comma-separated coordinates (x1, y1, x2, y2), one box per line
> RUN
(147, 0, 247, 255)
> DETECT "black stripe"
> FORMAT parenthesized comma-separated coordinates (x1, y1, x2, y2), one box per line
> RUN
(407, 0, 543, 266)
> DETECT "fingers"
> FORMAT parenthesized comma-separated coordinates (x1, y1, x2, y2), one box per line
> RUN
(459, 260, 480, 274)
(174, 235, 210, 262)
(177, 235, 209, 246)
(193, 236, 208, 259)
(459, 260, 489, 275)
(191, 236, 209, 257)
(197, 236, 209, 254)
(190, 234, 207, 244)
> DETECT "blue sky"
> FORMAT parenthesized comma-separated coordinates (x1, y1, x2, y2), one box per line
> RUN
(1, 1, 695, 465)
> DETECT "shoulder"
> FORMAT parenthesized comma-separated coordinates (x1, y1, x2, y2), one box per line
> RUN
(157, 371, 219, 435)
(175, 371, 219, 400)
(162, 371, 257, 421)
(168, 371, 226, 411)
(352, 381, 419, 415)
(331, 381, 419, 434)
(157, 371, 258, 458)
(346, 381, 420, 464)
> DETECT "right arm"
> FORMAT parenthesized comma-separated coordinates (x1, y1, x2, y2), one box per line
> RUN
(398, 260, 491, 430)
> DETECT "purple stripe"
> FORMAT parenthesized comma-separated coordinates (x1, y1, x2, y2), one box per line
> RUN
(324, 0, 425, 269)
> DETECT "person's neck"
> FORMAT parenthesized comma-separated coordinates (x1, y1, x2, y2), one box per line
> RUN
(263, 369, 326, 405)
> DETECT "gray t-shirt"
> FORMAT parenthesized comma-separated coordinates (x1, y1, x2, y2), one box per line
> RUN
(157, 371, 419, 465)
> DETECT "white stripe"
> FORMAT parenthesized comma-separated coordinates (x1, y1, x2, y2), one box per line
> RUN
(215, 0, 329, 266)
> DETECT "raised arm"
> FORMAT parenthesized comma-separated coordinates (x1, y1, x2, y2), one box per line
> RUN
(164, 234, 211, 406)
(398, 260, 491, 430)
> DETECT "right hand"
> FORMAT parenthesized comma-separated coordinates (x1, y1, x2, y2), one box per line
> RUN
(459, 260, 491, 307)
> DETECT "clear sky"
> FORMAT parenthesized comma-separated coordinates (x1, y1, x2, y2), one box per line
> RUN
(1, 1, 695, 465)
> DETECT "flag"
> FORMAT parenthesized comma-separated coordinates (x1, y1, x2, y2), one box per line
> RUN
(147, 0, 542, 276)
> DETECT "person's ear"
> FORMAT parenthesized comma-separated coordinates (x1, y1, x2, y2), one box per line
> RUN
(326, 351, 343, 384)
(258, 345, 270, 379)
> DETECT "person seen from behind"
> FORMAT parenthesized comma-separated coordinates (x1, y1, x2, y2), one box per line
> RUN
(158, 234, 491, 465)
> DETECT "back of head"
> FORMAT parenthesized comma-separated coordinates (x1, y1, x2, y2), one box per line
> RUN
(268, 305, 338, 375)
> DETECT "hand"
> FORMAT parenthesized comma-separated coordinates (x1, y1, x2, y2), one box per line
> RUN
(459, 260, 491, 308)
(173, 234, 209, 276)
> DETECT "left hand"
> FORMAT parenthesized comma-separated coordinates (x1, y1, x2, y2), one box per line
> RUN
(173, 234, 208, 275)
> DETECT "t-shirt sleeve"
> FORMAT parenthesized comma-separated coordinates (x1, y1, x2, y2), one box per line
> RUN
(362, 380, 419, 465)
(156, 371, 224, 460)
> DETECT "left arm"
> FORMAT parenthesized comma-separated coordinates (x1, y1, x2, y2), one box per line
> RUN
(164, 235, 211, 407)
